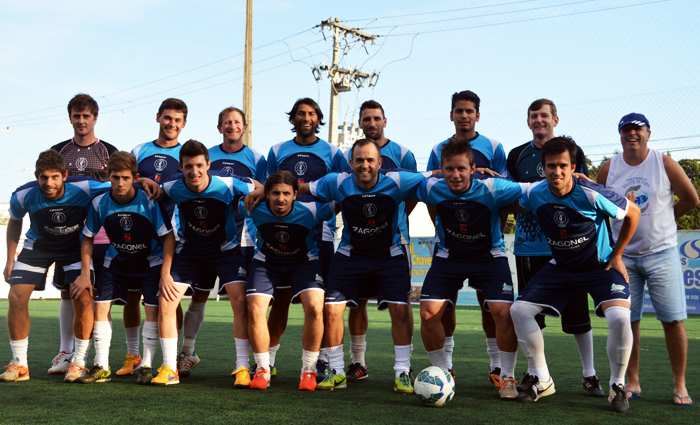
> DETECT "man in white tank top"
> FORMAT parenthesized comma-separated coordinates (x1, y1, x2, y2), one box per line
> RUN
(597, 113, 698, 406)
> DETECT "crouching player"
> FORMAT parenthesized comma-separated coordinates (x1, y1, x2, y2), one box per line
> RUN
(154, 140, 258, 385)
(511, 137, 640, 412)
(241, 170, 334, 390)
(72, 152, 174, 384)
(416, 137, 529, 399)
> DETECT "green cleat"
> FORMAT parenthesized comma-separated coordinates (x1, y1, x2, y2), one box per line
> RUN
(317, 369, 347, 391)
(78, 365, 111, 384)
(394, 371, 414, 394)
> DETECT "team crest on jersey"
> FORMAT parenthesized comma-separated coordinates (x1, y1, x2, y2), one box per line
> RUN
(455, 210, 470, 222)
(154, 158, 168, 172)
(222, 166, 235, 174)
(502, 283, 513, 294)
(76, 157, 88, 171)
(363, 203, 377, 218)
(295, 161, 308, 176)
(194, 206, 208, 220)
(120, 216, 133, 231)
(554, 211, 569, 227)
(275, 231, 290, 243)
(537, 163, 544, 177)
(51, 211, 66, 223)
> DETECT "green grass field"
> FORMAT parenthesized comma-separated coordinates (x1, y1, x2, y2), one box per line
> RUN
(0, 300, 697, 424)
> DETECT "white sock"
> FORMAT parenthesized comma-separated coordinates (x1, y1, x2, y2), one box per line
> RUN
(427, 348, 447, 369)
(234, 338, 250, 369)
(318, 347, 328, 362)
(486, 338, 500, 370)
(301, 350, 319, 373)
(124, 326, 140, 357)
(269, 344, 280, 367)
(573, 330, 596, 377)
(511, 302, 550, 382)
(10, 338, 28, 366)
(444, 336, 455, 369)
(253, 352, 270, 372)
(93, 321, 112, 368)
(327, 344, 345, 373)
(59, 299, 74, 353)
(142, 321, 159, 368)
(393, 344, 412, 377)
(350, 334, 366, 366)
(500, 351, 518, 379)
(73, 338, 91, 367)
(182, 301, 206, 355)
(604, 306, 632, 388)
(160, 337, 178, 370)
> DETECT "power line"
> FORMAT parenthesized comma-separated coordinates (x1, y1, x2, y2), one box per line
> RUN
(343, 0, 540, 22)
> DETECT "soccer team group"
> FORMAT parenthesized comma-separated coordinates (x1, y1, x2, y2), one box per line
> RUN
(1, 91, 695, 412)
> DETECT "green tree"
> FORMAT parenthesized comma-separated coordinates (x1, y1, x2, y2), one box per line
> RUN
(676, 159, 700, 230)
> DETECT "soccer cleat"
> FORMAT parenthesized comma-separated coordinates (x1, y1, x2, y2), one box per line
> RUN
(231, 366, 251, 388)
(64, 363, 88, 383)
(250, 368, 271, 390)
(394, 371, 414, 394)
(315, 359, 328, 383)
(516, 376, 555, 402)
(116, 354, 142, 376)
(48, 351, 73, 375)
(488, 367, 501, 389)
(499, 376, 519, 400)
(346, 362, 368, 383)
(317, 369, 347, 391)
(137, 366, 152, 385)
(176, 352, 200, 378)
(270, 364, 277, 378)
(151, 365, 179, 386)
(299, 372, 317, 391)
(0, 362, 30, 382)
(581, 375, 605, 397)
(516, 372, 536, 392)
(78, 365, 111, 384)
(448, 368, 456, 379)
(609, 384, 630, 413)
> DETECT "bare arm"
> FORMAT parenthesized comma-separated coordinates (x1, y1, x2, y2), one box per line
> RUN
(134, 177, 163, 201)
(159, 231, 178, 302)
(4, 218, 22, 283)
(596, 160, 611, 186)
(427, 204, 437, 226)
(663, 155, 700, 219)
(404, 197, 418, 217)
(70, 236, 94, 299)
(605, 203, 641, 282)
(298, 183, 311, 195)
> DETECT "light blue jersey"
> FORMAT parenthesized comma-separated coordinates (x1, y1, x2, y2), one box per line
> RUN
(84, 190, 172, 271)
(426, 133, 507, 180)
(131, 141, 182, 183)
(519, 178, 629, 271)
(416, 177, 527, 259)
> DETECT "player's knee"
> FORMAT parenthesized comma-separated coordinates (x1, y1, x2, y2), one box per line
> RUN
(420, 306, 441, 323)
(510, 302, 534, 323)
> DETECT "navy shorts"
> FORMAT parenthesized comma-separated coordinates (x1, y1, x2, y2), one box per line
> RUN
(247, 259, 324, 304)
(516, 263, 630, 318)
(325, 252, 410, 310)
(95, 265, 161, 307)
(170, 247, 248, 295)
(420, 256, 514, 310)
(359, 244, 413, 300)
(11, 248, 92, 291)
(52, 243, 107, 291)
(196, 245, 255, 292)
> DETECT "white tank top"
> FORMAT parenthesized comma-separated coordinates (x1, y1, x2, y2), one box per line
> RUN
(607, 149, 676, 256)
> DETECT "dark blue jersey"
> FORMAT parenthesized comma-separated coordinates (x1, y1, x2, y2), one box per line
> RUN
(131, 141, 182, 184)
(426, 133, 507, 180)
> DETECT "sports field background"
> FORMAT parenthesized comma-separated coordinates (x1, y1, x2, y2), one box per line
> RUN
(0, 300, 697, 424)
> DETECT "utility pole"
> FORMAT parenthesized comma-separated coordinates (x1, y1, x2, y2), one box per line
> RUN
(316, 18, 379, 146)
(242, 0, 253, 147)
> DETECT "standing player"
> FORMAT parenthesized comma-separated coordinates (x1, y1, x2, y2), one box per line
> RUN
(425, 90, 507, 383)
(265, 98, 345, 380)
(506, 99, 603, 397)
(417, 138, 528, 400)
(511, 136, 639, 413)
(152, 140, 258, 385)
(48, 93, 118, 375)
(241, 171, 334, 391)
(70, 152, 174, 385)
(598, 113, 698, 405)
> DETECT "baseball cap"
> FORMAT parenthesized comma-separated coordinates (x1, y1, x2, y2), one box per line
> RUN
(618, 113, 650, 133)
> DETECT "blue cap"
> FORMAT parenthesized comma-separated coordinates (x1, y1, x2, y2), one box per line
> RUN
(618, 113, 650, 133)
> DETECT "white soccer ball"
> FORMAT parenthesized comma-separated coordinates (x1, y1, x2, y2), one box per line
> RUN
(414, 366, 455, 407)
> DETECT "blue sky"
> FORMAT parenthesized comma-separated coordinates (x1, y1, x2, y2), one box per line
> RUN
(1, 0, 698, 200)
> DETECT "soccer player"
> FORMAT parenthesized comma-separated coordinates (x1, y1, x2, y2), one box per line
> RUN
(265, 98, 344, 381)
(598, 113, 698, 406)
(71, 152, 174, 385)
(417, 137, 528, 400)
(152, 140, 258, 385)
(48, 93, 118, 375)
(241, 171, 334, 391)
(425, 90, 507, 384)
(510, 136, 640, 413)
(506, 99, 603, 397)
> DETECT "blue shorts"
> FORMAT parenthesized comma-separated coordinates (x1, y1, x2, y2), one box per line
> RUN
(170, 248, 248, 295)
(196, 246, 255, 291)
(358, 244, 413, 300)
(11, 248, 92, 291)
(420, 256, 514, 310)
(247, 259, 324, 304)
(624, 247, 687, 323)
(52, 243, 107, 291)
(516, 263, 630, 318)
(325, 253, 410, 310)
(95, 265, 161, 307)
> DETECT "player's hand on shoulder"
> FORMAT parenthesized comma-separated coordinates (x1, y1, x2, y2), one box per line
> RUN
(475, 167, 501, 177)
(244, 187, 266, 211)
(159, 273, 178, 303)
(137, 178, 164, 201)
(605, 255, 629, 283)
(573, 172, 593, 182)
(70, 273, 93, 300)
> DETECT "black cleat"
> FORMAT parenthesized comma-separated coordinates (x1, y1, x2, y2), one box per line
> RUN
(346, 362, 368, 383)
(316, 359, 329, 383)
(516, 376, 555, 402)
(609, 384, 630, 413)
(516, 372, 536, 393)
(582, 375, 605, 397)
(488, 367, 501, 389)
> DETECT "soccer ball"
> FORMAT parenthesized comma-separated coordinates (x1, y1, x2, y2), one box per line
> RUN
(414, 366, 455, 407)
